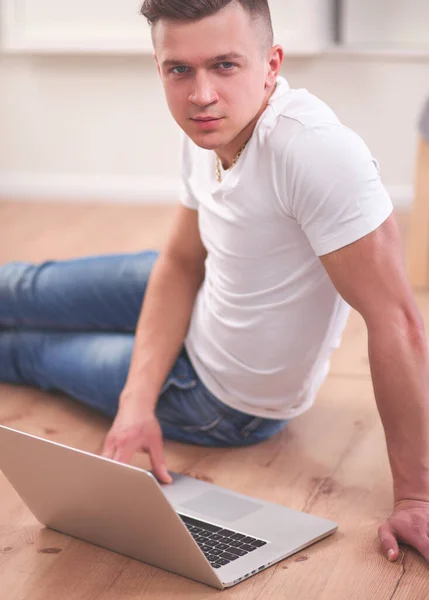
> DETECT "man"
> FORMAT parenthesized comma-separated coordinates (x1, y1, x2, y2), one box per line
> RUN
(1, 0, 429, 566)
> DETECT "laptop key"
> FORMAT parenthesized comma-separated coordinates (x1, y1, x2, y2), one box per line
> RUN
(216, 558, 230, 566)
(240, 544, 259, 552)
(179, 515, 222, 534)
(228, 538, 248, 549)
(201, 545, 213, 554)
(216, 543, 230, 551)
(179, 514, 267, 551)
(226, 547, 248, 557)
(212, 563, 223, 569)
(241, 537, 257, 544)
(198, 537, 211, 544)
(207, 553, 221, 561)
(219, 551, 240, 562)
(217, 529, 236, 537)
(194, 536, 206, 544)
(209, 548, 223, 556)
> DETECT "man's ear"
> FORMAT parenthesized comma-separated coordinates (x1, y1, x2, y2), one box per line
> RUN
(265, 45, 283, 88)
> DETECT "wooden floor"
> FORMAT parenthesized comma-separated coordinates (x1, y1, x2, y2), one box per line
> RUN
(0, 202, 428, 599)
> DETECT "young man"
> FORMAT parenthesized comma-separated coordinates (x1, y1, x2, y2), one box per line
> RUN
(1, 0, 429, 565)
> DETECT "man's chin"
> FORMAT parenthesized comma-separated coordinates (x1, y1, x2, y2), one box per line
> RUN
(182, 128, 227, 151)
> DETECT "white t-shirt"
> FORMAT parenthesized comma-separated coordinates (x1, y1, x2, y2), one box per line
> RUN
(180, 76, 393, 420)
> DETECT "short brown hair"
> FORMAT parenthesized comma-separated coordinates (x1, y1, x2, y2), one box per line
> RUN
(140, 0, 274, 47)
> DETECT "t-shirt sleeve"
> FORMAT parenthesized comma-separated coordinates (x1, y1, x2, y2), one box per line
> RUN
(283, 124, 393, 256)
(179, 131, 199, 210)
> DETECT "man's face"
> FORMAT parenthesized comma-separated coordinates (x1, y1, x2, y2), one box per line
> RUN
(153, 2, 273, 151)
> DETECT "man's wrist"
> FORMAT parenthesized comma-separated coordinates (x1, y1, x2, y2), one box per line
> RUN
(119, 385, 158, 415)
(394, 482, 429, 505)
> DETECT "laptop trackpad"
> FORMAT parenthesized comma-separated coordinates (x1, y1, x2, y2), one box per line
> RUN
(181, 490, 263, 523)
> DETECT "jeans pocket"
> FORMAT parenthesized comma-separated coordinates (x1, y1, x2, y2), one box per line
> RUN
(158, 349, 288, 443)
(157, 350, 225, 433)
(160, 373, 198, 393)
(157, 381, 225, 433)
(238, 416, 289, 445)
(159, 350, 198, 395)
(197, 386, 268, 440)
(240, 417, 265, 439)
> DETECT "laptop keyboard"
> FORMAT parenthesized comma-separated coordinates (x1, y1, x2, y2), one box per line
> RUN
(178, 514, 267, 570)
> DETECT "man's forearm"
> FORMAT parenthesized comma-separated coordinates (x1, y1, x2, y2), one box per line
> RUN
(121, 253, 204, 412)
(368, 314, 429, 503)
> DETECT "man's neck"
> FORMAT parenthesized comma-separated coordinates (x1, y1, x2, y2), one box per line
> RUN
(216, 83, 277, 169)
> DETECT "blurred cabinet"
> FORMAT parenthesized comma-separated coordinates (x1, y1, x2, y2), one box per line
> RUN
(341, 0, 429, 49)
(407, 102, 429, 289)
(407, 136, 429, 288)
(270, 0, 334, 55)
(0, 0, 335, 55)
(0, 0, 150, 53)
(2, 0, 427, 56)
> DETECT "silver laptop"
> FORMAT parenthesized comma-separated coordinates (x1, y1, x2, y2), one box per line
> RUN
(0, 425, 337, 589)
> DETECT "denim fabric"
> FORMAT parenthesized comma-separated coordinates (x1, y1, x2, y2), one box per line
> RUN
(0, 252, 288, 447)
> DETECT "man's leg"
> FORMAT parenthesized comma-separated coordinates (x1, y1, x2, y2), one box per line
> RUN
(0, 330, 288, 446)
(0, 329, 134, 417)
(0, 251, 159, 332)
(0, 250, 288, 446)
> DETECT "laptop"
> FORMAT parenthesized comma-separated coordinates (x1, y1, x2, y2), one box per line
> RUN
(0, 424, 337, 589)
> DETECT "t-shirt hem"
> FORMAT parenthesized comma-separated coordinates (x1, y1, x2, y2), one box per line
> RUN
(314, 203, 393, 257)
(185, 340, 317, 421)
(180, 195, 199, 210)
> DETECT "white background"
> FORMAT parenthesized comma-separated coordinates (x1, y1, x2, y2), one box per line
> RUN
(0, 0, 428, 206)
(1, 0, 151, 51)
(341, 0, 429, 46)
(1, 0, 332, 53)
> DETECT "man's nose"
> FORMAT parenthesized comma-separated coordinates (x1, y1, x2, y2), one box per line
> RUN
(189, 74, 218, 106)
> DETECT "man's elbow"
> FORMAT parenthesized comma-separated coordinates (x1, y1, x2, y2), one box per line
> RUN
(366, 302, 426, 349)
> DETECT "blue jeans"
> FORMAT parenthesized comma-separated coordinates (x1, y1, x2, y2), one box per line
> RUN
(0, 252, 288, 447)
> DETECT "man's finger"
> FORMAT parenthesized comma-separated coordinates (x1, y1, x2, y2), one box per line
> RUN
(378, 522, 399, 561)
(148, 434, 172, 484)
(113, 442, 137, 465)
(405, 532, 429, 563)
(101, 436, 116, 460)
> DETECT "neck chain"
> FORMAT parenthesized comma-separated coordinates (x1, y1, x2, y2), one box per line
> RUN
(215, 142, 248, 184)
(214, 81, 278, 183)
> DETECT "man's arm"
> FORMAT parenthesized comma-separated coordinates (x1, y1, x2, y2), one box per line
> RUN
(102, 205, 207, 480)
(122, 204, 206, 410)
(320, 213, 429, 562)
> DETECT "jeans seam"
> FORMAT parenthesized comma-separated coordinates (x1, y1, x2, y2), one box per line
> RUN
(183, 414, 224, 432)
(159, 414, 224, 433)
(160, 378, 197, 395)
(241, 417, 264, 438)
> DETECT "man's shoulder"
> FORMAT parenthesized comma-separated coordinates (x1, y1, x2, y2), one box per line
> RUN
(264, 85, 343, 158)
(277, 86, 340, 126)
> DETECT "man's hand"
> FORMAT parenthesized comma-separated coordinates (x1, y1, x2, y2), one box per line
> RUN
(101, 400, 173, 485)
(378, 499, 429, 563)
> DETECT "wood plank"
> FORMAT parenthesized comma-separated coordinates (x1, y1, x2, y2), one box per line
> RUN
(407, 137, 429, 288)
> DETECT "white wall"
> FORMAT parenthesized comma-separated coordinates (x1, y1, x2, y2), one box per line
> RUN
(0, 51, 428, 207)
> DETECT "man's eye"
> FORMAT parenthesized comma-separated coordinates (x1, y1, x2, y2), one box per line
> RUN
(171, 66, 189, 74)
(217, 62, 236, 70)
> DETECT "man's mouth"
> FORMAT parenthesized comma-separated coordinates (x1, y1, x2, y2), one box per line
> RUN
(192, 116, 223, 121)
